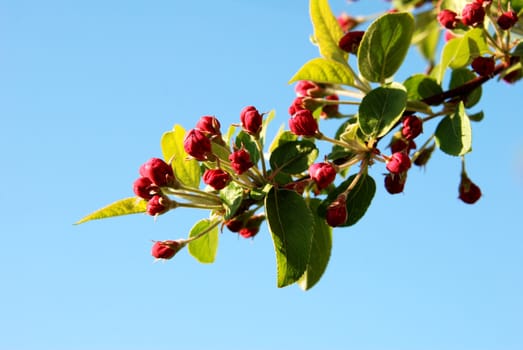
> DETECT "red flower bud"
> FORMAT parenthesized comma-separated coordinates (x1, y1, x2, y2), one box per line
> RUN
(133, 176, 156, 200)
(146, 195, 171, 216)
(229, 148, 254, 175)
(288, 97, 307, 116)
(238, 215, 264, 238)
(459, 174, 482, 204)
(240, 105, 263, 136)
(183, 129, 212, 161)
(437, 9, 458, 29)
(203, 168, 231, 190)
(309, 162, 336, 190)
(139, 157, 174, 187)
(225, 218, 244, 233)
(390, 136, 416, 154)
(384, 172, 407, 194)
(401, 115, 423, 140)
(289, 109, 319, 137)
(320, 95, 340, 119)
(151, 240, 184, 260)
(294, 80, 325, 97)
(497, 11, 518, 30)
(386, 152, 411, 174)
(195, 115, 221, 136)
(325, 195, 348, 227)
(471, 56, 495, 77)
(461, 2, 485, 26)
(338, 30, 365, 54)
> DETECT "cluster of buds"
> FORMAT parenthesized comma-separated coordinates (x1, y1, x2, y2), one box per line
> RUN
(289, 80, 341, 122)
(225, 214, 265, 239)
(438, 0, 518, 30)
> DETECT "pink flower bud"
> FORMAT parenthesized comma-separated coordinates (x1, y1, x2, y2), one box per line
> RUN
(497, 11, 518, 30)
(471, 56, 495, 77)
(240, 105, 263, 136)
(459, 174, 482, 204)
(461, 2, 485, 26)
(401, 115, 423, 140)
(146, 195, 170, 216)
(320, 95, 340, 119)
(386, 152, 411, 174)
(195, 115, 221, 136)
(309, 162, 336, 190)
(337, 12, 358, 32)
(183, 129, 211, 161)
(139, 157, 174, 187)
(229, 148, 254, 175)
(338, 30, 365, 54)
(294, 80, 324, 97)
(384, 172, 407, 194)
(289, 109, 319, 137)
(203, 168, 231, 190)
(133, 176, 156, 200)
(325, 195, 348, 227)
(437, 9, 458, 29)
(151, 240, 184, 260)
(444, 30, 457, 42)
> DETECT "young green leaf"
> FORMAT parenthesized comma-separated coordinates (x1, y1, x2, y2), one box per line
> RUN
(358, 83, 407, 138)
(403, 74, 443, 102)
(76, 197, 147, 224)
(435, 102, 472, 156)
(265, 188, 314, 288)
(309, 0, 348, 63)
(219, 181, 245, 220)
(269, 140, 318, 175)
(358, 12, 415, 83)
(449, 68, 481, 108)
(188, 218, 219, 264)
(298, 199, 332, 291)
(161, 125, 201, 188)
(289, 58, 354, 86)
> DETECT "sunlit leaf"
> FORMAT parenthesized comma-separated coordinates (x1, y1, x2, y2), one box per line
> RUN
(188, 218, 219, 264)
(76, 197, 147, 224)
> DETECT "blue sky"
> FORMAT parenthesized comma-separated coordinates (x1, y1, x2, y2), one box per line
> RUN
(1, 1, 522, 349)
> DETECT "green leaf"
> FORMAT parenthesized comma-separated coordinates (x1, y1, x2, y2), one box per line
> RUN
(403, 74, 443, 102)
(219, 181, 245, 220)
(269, 140, 318, 175)
(358, 12, 415, 83)
(358, 83, 407, 138)
(161, 125, 200, 188)
(76, 197, 147, 224)
(269, 129, 297, 153)
(309, 0, 348, 63)
(318, 173, 376, 227)
(412, 10, 440, 64)
(449, 68, 481, 108)
(435, 102, 472, 156)
(260, 109, 276, 146)
(188, 219, 219, 264)
(289, 58, 354, 86)
(469, 111, 484, 122)
(265, 188, 314, 288)
(298, 199, 332, 291)
(437, 28, 490, 83)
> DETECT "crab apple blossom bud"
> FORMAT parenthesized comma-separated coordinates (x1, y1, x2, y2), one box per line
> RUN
(195, 115, 221, 136)
(401, 115, 423, 140)
(240, 105, 263, 136)
(229, 148, 254, 175)
(151, 240, 184, 260)
(437, 9, 458, 29)
(146, 195, 171, 216)
(183, 129, 211, 161)
(471, 56, 495, 77)
(337, 12, 358, 32)
(503, 57, 523, 84)
(139, 157, 174, 187)
(133, 176, 156, 200)
(294, 80, 325, 97)
(386, 152, 411, 174)
(289, 109, 319, 137)
(338, 30, 365, 55)
(461, 2, 485, 26)
(459, 174, 482, 204)
(309, 162, 336, 190)
(225, 218, 244, 233)
(390, 133, 416, 154)
(384, 172, 407, 194)
(284, 179, 310, 195)
(325, 195, 348, 227)
(288, 97, 307, 116)
(497, 11, 518, 30)
(203, 168, 231, 190)
(239, 215, 264, 238)
(321, 95, 340, 119)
